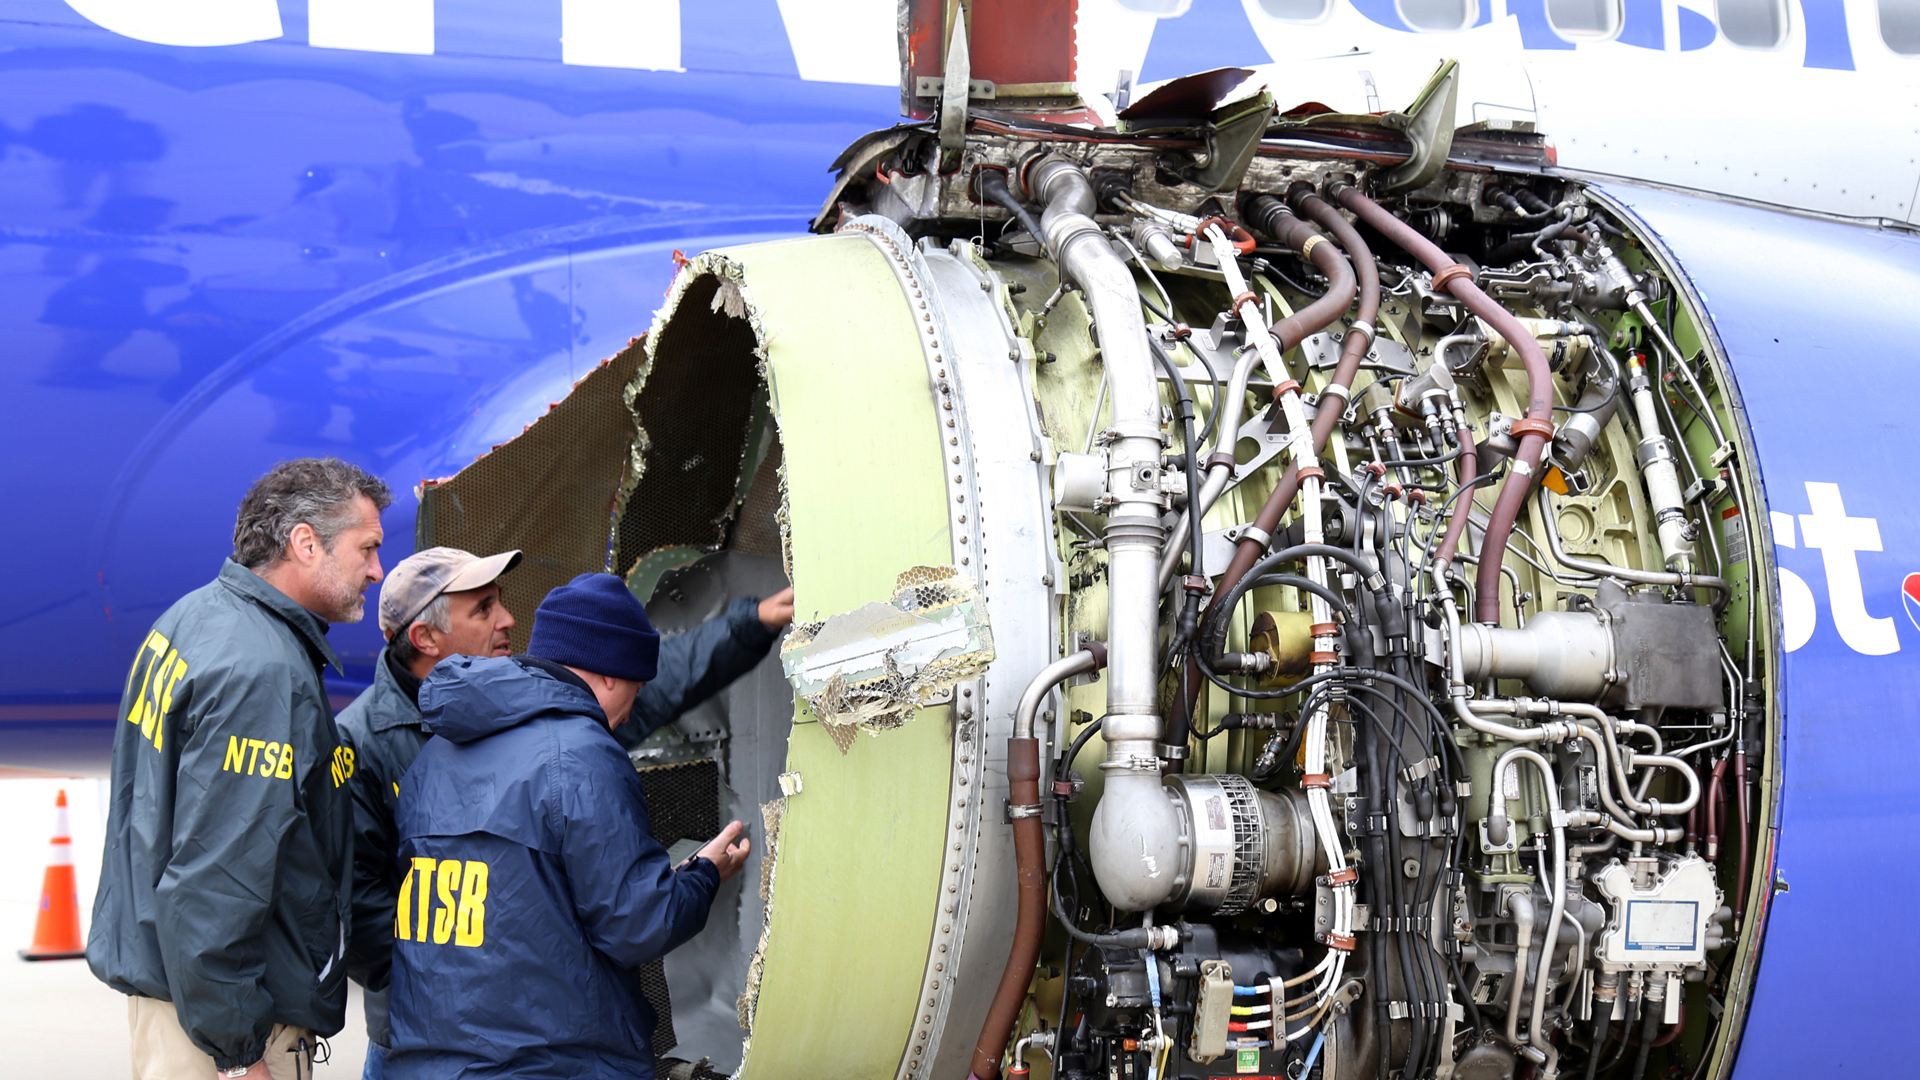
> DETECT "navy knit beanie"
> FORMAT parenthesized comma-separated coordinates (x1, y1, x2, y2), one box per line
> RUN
(526, 573, 660, 683)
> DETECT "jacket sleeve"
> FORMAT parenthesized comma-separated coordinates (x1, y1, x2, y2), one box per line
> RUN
(558, 738, 722, 968)
(151, 657, 299, 1071)
(341, 723, 397, 992)
(619, 595, 779, 748)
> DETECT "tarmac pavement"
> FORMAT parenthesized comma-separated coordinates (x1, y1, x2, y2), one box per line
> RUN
(0, 777, 370, 1075)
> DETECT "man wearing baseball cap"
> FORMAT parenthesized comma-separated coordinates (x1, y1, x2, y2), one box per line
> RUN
(383, 573, 751, 1079)
(339, 551, 793, 1078)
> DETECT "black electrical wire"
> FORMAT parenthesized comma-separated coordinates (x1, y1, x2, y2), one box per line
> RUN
(1343, 692, 1414, 773)
(1182, 336, 1226, 453)
(973, 168, 1045, 252)
(1150, 336, 1207, 585)
(1347, 681, 1434, 762)
(1250, 685, 1326, 783)
(1554, 341, 1626, 416)
(1198, 544, 1408, 684)
(1246, 248, 1323, 295)
(1345, 687, 1411, 1077)
(1233, 573, 1355, 625)
(1372, 443, 1464, 470)
(1057, 716, 1104, 784)
(1151, 338, 1209, 766)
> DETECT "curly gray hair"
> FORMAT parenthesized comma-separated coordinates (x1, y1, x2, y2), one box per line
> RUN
(232, 458, 393, 569)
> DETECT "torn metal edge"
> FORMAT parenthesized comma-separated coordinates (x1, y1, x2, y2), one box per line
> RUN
(614, 251, 773, 574)
(736, 794, 788, 1043)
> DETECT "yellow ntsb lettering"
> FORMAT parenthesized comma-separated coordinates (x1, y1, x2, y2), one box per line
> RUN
(222, 736, 293, 780)
(456, 861, 488, 946)
(123, 633, 185, 754)
(329, 745, 355, 787)
(394, 857, 489, 948)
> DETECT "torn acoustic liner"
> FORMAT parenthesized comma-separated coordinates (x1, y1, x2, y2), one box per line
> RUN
(778, 565, 995, 752)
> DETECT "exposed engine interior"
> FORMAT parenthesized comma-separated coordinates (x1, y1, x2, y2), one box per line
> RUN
(428, 75, 1778, 1080)
(806, 109, 1773, 1080)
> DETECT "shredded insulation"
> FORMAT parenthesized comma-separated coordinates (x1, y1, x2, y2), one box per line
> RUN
(779, 565, 995, 752)
(737, 795, 787, 1037)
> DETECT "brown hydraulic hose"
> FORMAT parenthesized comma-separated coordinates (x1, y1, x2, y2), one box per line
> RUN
(1709, 756, 1728, 860)
(1209, 193, 1361, 598)
(1434, 422, 1477, 567)
(1733, 748, 1751, 924)
(1241, 193, 1356, 354)
(968, 736, 1044, 1080)
(1169, 192, 1367, 738)
(1334, 183, 1555, 622)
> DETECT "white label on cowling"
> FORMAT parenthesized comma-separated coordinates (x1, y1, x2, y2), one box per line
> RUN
(1722, 506, 1749, 565)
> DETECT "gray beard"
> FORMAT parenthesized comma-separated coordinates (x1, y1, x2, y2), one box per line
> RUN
(313, 551, 367, 624)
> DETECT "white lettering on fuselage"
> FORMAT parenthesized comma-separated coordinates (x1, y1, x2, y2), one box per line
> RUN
(1776, 482, 1900, 656)
(58, 0, 899, 82)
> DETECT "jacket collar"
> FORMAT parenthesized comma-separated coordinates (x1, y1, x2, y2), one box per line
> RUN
(512, 655, 600, 707)
(217, 559, 344, 675)
(366, 647, 426, 732)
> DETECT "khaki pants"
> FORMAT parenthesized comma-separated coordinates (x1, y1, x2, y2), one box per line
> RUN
(129, 995, 317, 1080)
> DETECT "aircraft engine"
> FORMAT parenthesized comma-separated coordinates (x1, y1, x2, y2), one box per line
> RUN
(418, 83, 1773, 1080)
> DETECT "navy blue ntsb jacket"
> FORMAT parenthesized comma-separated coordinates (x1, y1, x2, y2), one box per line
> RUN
(386, 654, 720, 1080)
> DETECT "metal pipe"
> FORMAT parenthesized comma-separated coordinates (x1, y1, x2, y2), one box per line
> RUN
(1623, 350, 1695, 571)
(1472, 694, 1697, 832)
(1024, 156, 1179, 913)
(1535, 488, 1729, 602)
(1434, 410, 1478, 568)
(1169, 185, 1374, 739)
(1504, 890, 1536, 1050)
(1441, 598, 1569, 744)
(1158, 347, 1262, 588)
(1507, 750, 1567, 1073)
(1014, 648, 1105, 741)
(1005, 1029, 1056, 1077)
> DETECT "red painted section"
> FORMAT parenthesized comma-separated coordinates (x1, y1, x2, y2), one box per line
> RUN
(970, 0, 1078, 86)
(903, 0, 1079, 119)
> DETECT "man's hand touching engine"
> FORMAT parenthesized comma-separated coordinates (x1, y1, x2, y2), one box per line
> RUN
(693, 820, 752, 883)
(752, 584, 791, 626)
(757, 587, 794, 630)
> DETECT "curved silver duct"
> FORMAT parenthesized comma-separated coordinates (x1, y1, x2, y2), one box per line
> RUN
(1024, 156, 1180, 912)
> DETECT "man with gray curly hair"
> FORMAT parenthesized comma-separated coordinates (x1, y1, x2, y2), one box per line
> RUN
(89, 457, 391, 1080)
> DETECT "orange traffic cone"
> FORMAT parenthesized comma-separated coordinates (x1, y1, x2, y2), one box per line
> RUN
(19, 789, 86, 961)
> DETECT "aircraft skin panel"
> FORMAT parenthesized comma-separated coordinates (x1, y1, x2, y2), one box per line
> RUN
(715, 233, 953, 1076)
(0, 5, 895, 758)
(1599, 180, 1920, 1077)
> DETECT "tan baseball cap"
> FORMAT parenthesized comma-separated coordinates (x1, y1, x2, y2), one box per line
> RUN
(379, 546, 523, 641)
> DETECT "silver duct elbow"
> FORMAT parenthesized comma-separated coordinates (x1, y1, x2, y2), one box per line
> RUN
(1025, 156, 1178, 912)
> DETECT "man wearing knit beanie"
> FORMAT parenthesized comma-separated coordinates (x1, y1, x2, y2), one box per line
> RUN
(381, 573, 752, 1079)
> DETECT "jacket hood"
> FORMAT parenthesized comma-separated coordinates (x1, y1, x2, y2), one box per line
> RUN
(419, 654, 604, 744)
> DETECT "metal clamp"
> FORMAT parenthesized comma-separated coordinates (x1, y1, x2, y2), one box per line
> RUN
(1004, 801, 1043, 821)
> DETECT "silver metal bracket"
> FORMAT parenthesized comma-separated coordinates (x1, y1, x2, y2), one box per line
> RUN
(1378, 58, 1461, 195)
(916, 76, 996, 100)
(936, 18, 971, 173)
